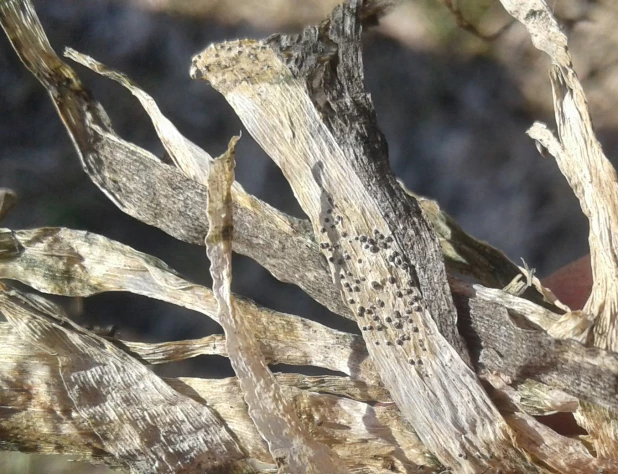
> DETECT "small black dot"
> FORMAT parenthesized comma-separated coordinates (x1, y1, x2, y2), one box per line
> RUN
(401, 263, 409, 270)
(372, 315, 379, 321)
(368, 325, 374, 331)
(362, 326, 368, 331)
(370, 246, 379, 253)
(357, 258, 363, 264)
(394, 310, 401, 319)
(373, 229, 379, 235)
(327, 209, 332, 214)
(395, 257, 402, 266)
(408, 358, 415, 365)
(355, 279, 361, 284)
(344, 282, 351, 287)
(348, 298, 355, 304)
(357, 306, 365, 315)
(320, 228, 326, 233)
(367, 238, 376, 245)
(388, 255, 395, 262)
(353, 286, 360, 292)
(394, 321, 402, 329)
(361, 277, 366, 282)
(386, 236, 393, 243)
(345, 255, 351, 260)
(366, 309, 373, 315)
(385, 316, 392, 323)
(379, 242, 388, 249)
(342, 231, 348, 238)
(377, 325, 384, 331)
(405, 308, 413, 314)
(360, 236, 368, 243)
(413, 327, 419, 333)
(325, 217, 330, 223)
(396, 339, 404, 345)
(355, 236, 359, 241)
(371, 281, 382, 290)
(375, 341, 380, 345)
(388, 276, 396, 284)
(386, 341, 393, 346)
(396, 291, 403, 298)
(377, 300, 385, 308)
(328, 257, 334, 262)
(417, 360, 423, 365)
(340, 273, 345, 279)
(347, 271, 353, 277)
(330, 225, 336, 229)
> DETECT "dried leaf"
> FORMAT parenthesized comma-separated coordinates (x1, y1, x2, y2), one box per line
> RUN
(202, 135, 348, 472)
(501, 0, 618, 457)
(0, 227, 375, 382)
(0, 290, 255, 474)
(190, 1, 535, 470)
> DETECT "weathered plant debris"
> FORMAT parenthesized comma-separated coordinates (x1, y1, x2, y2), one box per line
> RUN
(190, 1, 540, 471)
(2, 0, 618, 471)
(203, 137, 348, 473)
(0, 289, 256, 474)
(0, 315, 432, 472)
(0, 227, 375, 384)
(501, 0, 618, 459)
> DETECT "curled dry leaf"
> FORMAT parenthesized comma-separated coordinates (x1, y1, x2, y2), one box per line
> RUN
(501, 0, 618, 458)
(201, 133, 348, 472)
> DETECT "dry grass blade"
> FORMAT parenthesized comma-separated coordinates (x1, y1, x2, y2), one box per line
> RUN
(202, 136, 348, 472)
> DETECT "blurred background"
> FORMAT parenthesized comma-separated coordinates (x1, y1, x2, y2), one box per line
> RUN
(1, 0, 616, 471)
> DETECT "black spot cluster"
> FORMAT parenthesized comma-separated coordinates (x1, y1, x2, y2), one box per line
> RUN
(316, 203, 428, 372)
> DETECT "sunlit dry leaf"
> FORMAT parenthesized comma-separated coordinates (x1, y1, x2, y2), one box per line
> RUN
(0, 227, 376, 383)
(189, 1, 537, 470)
(501, 0, 618, 457)
(0, 290, 255, 474)
(0, 318, 432, 472)
(202, 136, 348, 472)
